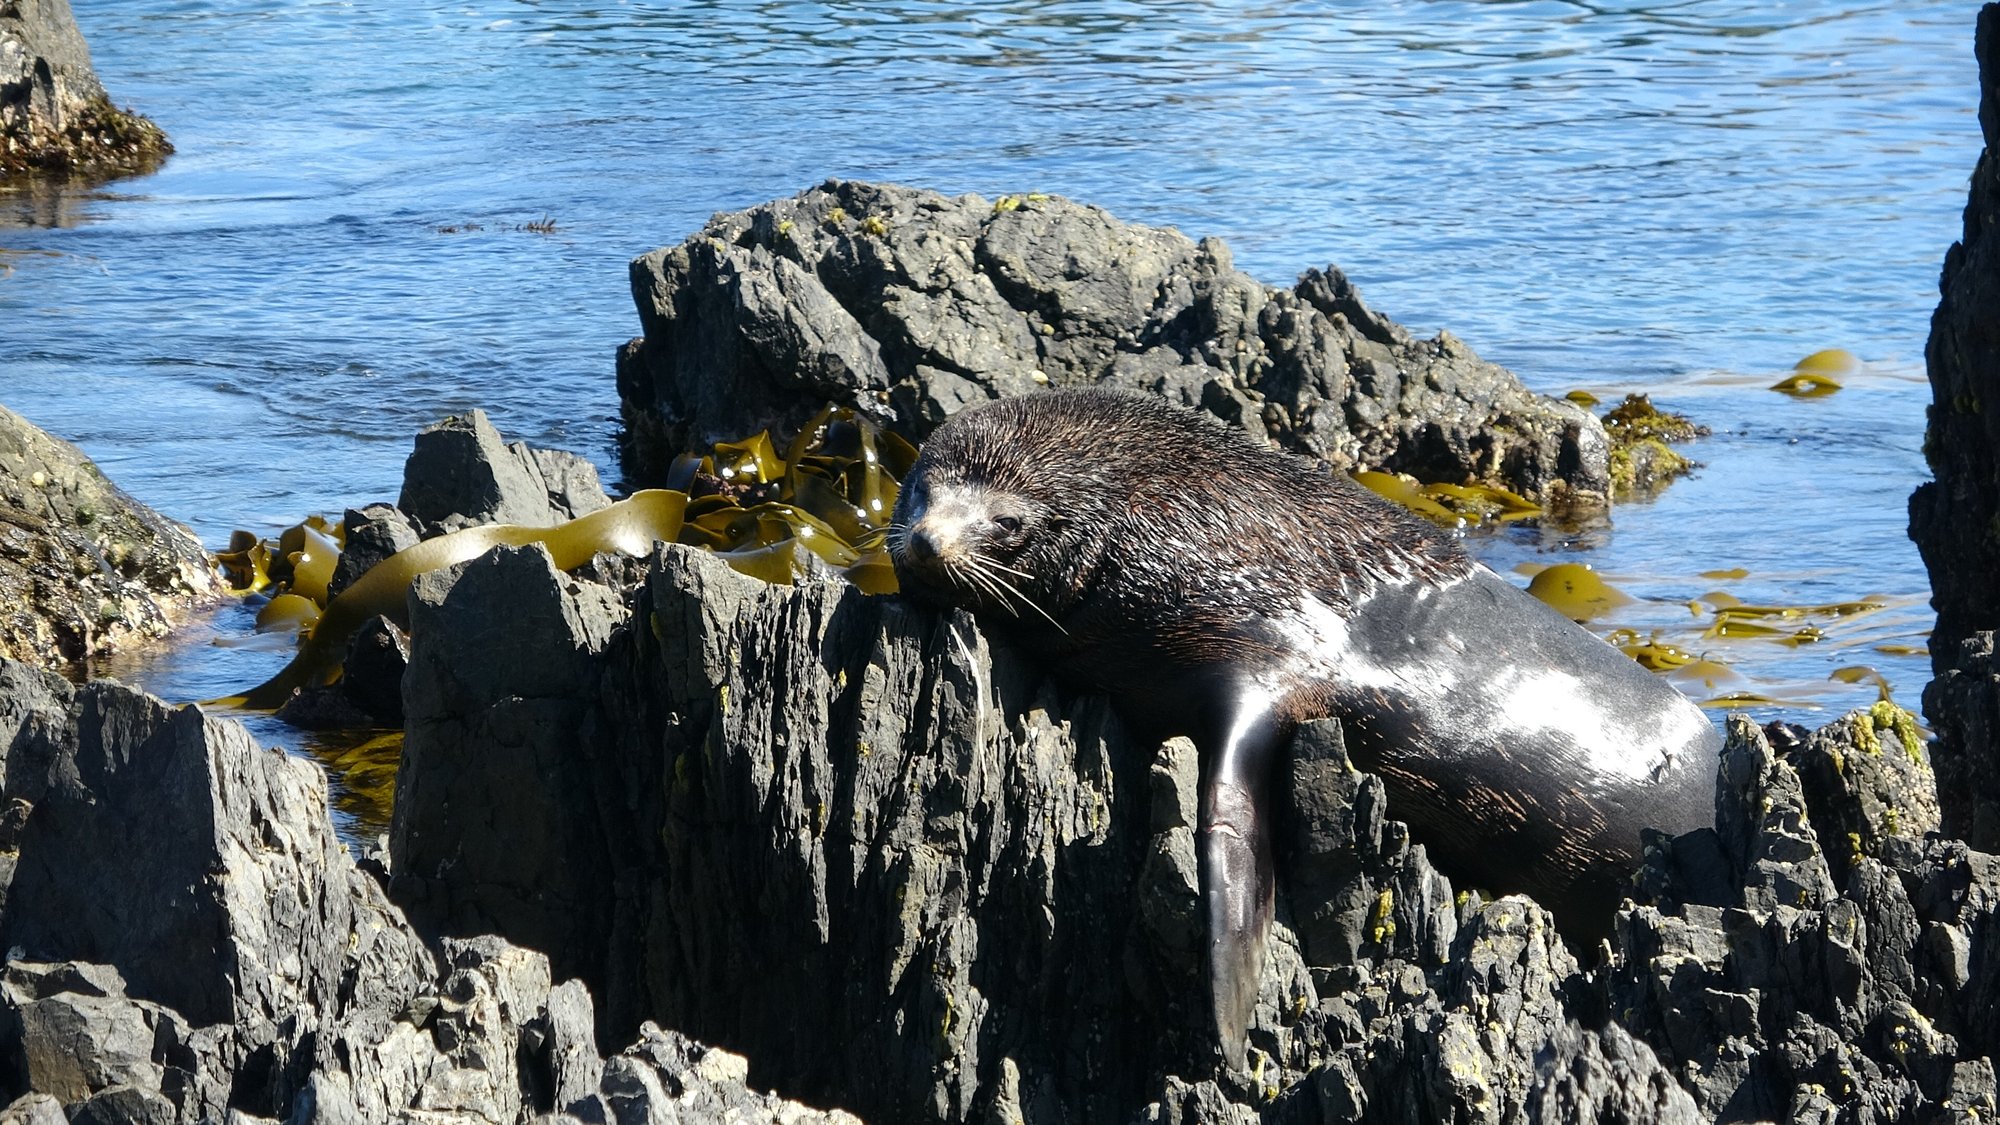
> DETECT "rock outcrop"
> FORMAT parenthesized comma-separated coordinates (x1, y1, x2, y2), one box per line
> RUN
(15, 13, 2000, 1111)
(0, 404, 217, 679)
(617, 181, 1611, 516)
(1913, 3, 2000, 852)
(0, 357, 1992, 1120)
(0, 659, 861, 1124)
(0, 0, 168, 179)
(381, 525, 1996, 1123)
(397, 409, 611, 534)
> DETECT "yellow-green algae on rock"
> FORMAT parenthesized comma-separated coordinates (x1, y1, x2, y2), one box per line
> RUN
(1600, 394, 1705, 497)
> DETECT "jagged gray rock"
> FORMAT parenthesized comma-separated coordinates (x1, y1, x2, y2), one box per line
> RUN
(386, 539, 1731, 1124)
(392, 543, 628, 974)
(327, 503, 422, 600)
(0, 1092, 63, 1125)
(1913, 3, 2000, 852)
(548, 1023, 864, 1125)
(1927, 631, 2000, 854)
(1609, 715, 1998, 1123)
(0, 661, 869, 1123)
(281, 412, 620, 730)
(398, 409, 610, 533)
(0, 404, 217, 678)
(0, 680, 433, 1036)
(395, 541, 1222, 1121)
(617, 181, 1611, 516)
(360, 449, 1996, 1122)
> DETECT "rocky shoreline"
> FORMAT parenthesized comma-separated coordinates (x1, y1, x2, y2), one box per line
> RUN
(0, 9, 1998, 1122)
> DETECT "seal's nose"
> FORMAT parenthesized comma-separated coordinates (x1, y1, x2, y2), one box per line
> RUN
(904, 525, 939, 563)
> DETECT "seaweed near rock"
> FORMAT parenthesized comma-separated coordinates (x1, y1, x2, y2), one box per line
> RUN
(215, 406, 912, 714)
(1, 0, 173, 182)
(215, 490, 692, 709)
(1350, 469, 1543, 526)
(1600, 393, 1707, 497)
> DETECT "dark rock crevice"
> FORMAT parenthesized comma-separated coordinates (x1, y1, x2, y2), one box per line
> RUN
(1914, 4, 2000, 854)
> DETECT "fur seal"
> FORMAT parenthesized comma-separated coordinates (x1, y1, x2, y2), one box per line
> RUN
(887, 387, 1719, 1069)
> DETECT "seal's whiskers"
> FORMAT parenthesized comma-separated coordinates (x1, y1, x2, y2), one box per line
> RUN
(968, 553, 1067, 635)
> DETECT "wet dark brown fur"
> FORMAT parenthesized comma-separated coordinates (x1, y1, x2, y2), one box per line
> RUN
(888, 386, 1717, 1071)
(890, 388, 1472, 729)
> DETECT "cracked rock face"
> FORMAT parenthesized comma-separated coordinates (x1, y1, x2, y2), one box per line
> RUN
(0, 437, 1990, 1123)
(0, 660, 863, 1124)
(617, 180, 1610, 513)
(1914, 6, 2000, 855)
(381, 534, 1999, 1124)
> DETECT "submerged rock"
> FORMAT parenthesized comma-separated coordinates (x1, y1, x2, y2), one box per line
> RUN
(617, 181, 1612, 516)
(0, 0, 169, 179)
(0, 404, 217, 680)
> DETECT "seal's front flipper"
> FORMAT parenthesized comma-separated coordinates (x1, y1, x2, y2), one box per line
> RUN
(1200, 699, 1287, 1071)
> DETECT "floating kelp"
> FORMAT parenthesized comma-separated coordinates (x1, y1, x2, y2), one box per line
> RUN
(1703, 618, 1825, 644)
(216, 531, 275, 594)
(1792, 348, 1862, 376)
(1351, 470, 1541, 526)
(1700, 691, 1817, 711)
(1564, 390, 1600, 408)
(1771, 373, 1843, 397)
(1353, 471, 1459, 523)
(255, 593, 321, 635)
(217, 514, 344, 597)
(217, 406, 912, 712)
(1605, 628, 1703, 673)
(1525, 563, 1633, 623)
(220, 490, 692, 708)
(313, 729, 403, 833)
(1771, 349, 1856, 396)
(1602, 629, 1734, 686)
(1699, 567, 1750, 580)
(1830, 665, 1895, 703)
(1711, 599, 1886, 621)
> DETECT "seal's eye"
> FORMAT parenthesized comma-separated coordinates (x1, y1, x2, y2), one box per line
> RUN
(993, 515, 1022, 535)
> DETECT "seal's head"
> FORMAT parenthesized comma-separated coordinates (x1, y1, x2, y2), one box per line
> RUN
(888, 392, 1105, 622)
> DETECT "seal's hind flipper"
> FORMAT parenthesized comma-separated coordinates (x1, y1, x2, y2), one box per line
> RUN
(1199, 698, 1287, 1071)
